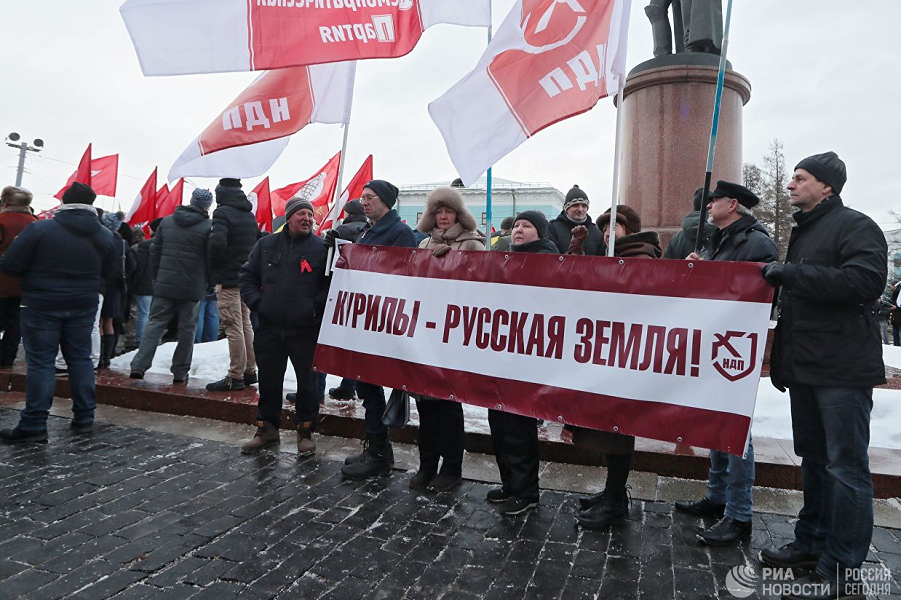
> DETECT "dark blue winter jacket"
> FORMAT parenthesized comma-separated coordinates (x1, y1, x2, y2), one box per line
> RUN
(0, 207, 118, 312)
(357, 210, 416, 248)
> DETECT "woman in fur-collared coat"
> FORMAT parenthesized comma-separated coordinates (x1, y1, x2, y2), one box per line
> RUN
(410, 187, 485, 492)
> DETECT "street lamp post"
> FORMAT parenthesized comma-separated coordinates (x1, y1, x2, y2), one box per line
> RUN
(5, 133, 44, 187)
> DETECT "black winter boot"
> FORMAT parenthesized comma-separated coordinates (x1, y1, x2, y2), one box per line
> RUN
(575, 488, 629, 530)
(101, 334, 116, 368)
(341, 436, 393, 479)
(345, 438, 395, 466)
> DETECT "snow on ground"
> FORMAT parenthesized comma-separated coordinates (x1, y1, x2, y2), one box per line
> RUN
(110, 340, 901, 449)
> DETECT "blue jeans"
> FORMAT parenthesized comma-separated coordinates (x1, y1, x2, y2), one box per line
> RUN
(134, 295, 152, 347)
(19, 306, 97, 430)
(789, 384, 873, 580)
(356, 381, 386, 437)
(706, 439, 755, 522)
(194, 298, 220, 343)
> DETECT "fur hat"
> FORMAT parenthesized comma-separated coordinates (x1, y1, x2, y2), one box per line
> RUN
(363, 180, 399, 209)
(597, 205, 642, 234)
(563, 185, 589, 211)
(0, 186, 33, 207)
(417, 187, 477, 233)
(62, 182, 96, 205)
(513, 210, 549, 239)
(795, 151, 846, 195)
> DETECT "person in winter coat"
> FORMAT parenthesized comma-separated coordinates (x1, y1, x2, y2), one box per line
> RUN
(491, 216, 515, 251)
(487, 210, 559, 517)
(97, 211, 136, 368)
(129, 189, 212, 383)
(331, 180, 416, 480)
(409, 187, 486, 492)
(548, 185, 606, 255)
(0, 183, 118, 443)
(0, 186, 37, 368)
(570, 205, 661, 530)
(674, 181, 778, 545)
(206, 178, 259, 392)
(663, 187, 718, 259)
(132, 218, 162, 348)
(758, 152, 887, 599)
(239, 198, 330, 456)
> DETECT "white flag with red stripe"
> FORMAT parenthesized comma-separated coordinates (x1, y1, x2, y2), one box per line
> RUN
(429, 0, 632, 185)
(271, 152, 342, 220)
(168, 63, 355, 180)
(121, 0, 490, 76)
(316, 154, 373, 235)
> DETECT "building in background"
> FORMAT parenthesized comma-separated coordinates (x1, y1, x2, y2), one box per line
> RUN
(396, 177, 564, 232)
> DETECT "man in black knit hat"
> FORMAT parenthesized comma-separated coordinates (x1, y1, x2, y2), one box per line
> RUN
(758, 152, 887, 599)
(548, 185, 605, 255)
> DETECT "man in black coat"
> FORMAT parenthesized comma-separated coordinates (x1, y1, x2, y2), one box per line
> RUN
(327, 180, 416, 479)
(548, 185, 606, 255)
(131, 218, 162, 349)
(239, 198, 330, 455)
(759, 152, 887, 599)
(130, 190, 212, 383)
(663, 187, 718, 259)
(207, 178, 259, 392)
(0, 183, 118, 442)
(676, 181, 778, 545)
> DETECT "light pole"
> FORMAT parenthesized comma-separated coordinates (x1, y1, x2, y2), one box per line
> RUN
(5, 132, 44, 187)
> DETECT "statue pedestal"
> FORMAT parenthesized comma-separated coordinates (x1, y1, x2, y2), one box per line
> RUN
(617, 58, 751, 249)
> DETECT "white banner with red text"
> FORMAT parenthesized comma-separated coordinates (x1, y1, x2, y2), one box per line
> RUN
(121, 0, 491, 76)
(313, 246, 774, 455)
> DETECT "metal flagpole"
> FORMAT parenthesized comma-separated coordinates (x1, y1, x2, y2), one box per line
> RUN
(484, 0, 494, 250)
(693, 0, 734, 253)
(606, 75, 626, 257)
(326, 63, 357, 273)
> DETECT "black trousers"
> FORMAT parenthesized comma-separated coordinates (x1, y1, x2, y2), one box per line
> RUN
(416, 398, 464, 476)
(488, 409, 539, 502)
(0, 297, 21, 367)
(254, 325, 319, 429)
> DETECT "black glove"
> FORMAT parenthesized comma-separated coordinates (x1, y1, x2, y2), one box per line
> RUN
(324, 230, 339, 249)
(761, 261, 784, 286)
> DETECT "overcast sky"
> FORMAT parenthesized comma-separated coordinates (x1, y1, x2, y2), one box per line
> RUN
(3, 1, 899, 228)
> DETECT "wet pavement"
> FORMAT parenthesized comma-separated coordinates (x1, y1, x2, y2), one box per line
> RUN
(0, 406, 899, 600)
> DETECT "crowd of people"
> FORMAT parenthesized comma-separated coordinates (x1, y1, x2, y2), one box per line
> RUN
(0, 150, 888, 599)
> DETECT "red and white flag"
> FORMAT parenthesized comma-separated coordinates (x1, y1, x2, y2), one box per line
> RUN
(126, 168, 158, 226)
(121, 0, 491, 76)
(54, 153, 119, 200)
(271, 152, 342, 220)
(156, 178, 184, 219)
(430, 0, 632, 185)
(248, 177, 273, 233)
(168, 63, 356, 180)
(316, 154, 373, 235)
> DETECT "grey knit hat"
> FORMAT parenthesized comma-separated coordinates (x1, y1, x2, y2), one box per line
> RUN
(190, 188, 213, 211)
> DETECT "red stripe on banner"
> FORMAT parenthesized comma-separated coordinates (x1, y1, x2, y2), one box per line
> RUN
(314, 345, 752, 455)
(337, 246, 774, 305)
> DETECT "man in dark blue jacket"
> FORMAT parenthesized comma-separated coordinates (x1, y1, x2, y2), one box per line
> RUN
(332, 180, 416, 479)
(239, 198, 330, 455)
(0, 183, 118, 442)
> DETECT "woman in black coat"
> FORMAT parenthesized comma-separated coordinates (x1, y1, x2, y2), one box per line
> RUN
(98, 211, 136, 367)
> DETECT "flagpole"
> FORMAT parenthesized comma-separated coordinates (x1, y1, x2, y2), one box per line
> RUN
(484, 0, 494, 250)
(606, 75, 625, 257)
(326, 63, 356, 273)
(693, 0, 734, 253)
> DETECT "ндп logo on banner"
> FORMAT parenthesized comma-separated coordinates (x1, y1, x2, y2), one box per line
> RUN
(711, 332, 758, 382)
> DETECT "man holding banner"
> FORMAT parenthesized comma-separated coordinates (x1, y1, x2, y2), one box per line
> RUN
(759, 152, 887, 599)
(337, 180, 416, 480)
(675, 181, 777, 546)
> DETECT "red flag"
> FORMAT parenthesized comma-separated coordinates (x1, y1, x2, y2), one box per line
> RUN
(36, 206, 62, 220)
(316, 154, 373, 235)
(54, 144, 92, 199)
(271, 152, 341, 220)
(126, 168, 158, 226)
(54, 154, 119, 200)
(156, 178, 184, 219)
(249, 177, 273, 233)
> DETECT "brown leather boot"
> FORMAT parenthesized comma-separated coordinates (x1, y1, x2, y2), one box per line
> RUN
(241, 421, 280, 454)
(296, 423, 316, 457)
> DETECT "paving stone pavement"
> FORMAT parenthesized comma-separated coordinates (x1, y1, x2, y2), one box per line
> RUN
(0, 408, 899, 600)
